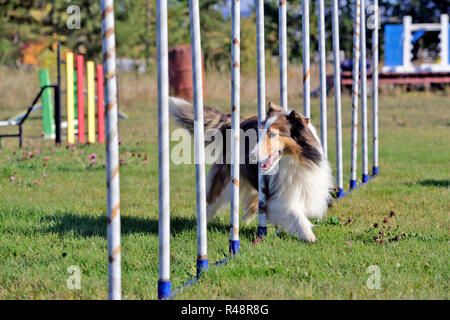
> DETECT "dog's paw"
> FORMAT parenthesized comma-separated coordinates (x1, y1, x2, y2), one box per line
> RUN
(299, 230, 317, 243)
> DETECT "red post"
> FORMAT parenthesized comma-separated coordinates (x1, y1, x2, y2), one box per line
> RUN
(97, 64, 105, 143)
(76, 55, 85, 143)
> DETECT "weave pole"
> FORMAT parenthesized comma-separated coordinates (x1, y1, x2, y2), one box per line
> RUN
(87, 61, 96, 144)
(66, 52, 75, 145)
(101, 0, 121, 300)
(350, 0, 361, 189)
(279, 0, 288, 110)
(318, 0, 327, 158)
(189, 0, 208, 277)
(360, 0, 368, 183)
(256, 0, 267, 237)
(156, 0, 171, 300)
(302, 0, 310, 118)
(76, 55, 85, 143)
(372, 0, 379, 176)
(332, 0, 344, 197)
(229, 0, 240, 255)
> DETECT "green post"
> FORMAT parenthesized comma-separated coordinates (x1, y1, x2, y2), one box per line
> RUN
(39, 70, 55, 139)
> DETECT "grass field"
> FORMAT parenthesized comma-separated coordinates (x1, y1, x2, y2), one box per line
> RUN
(0, 68, 448, 299)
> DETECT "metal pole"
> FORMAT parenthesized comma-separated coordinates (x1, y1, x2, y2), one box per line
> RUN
(332, 0, 343, 197)
(55, 43, 62, 145)
(256, 0, 267, 237)
(302, 0, 310, 118)
(350, 0, 361, 189)
(101, 0, 121, 300)
(279, 0, 288, 110)
(372, 0, 379, 176)
(189, 0, 208, 277)
(318, 0, 327, 159)
(360, 0, 368, 183)
(230, 0, 240, 255)
(156, 0, 171, 299)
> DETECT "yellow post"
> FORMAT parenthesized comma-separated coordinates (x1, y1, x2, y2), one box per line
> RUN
(87, 61, 96, 143)
(66, 52, 75, 144)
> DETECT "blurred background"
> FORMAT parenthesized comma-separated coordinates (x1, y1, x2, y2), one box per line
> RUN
(0, 0, 448, 72)
(0, 0, 449, 114)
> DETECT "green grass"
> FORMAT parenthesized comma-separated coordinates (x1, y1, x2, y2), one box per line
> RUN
(0, 91, 448, 299)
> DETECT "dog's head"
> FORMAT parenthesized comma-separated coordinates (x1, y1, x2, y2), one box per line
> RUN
(251, 101, 322, 173)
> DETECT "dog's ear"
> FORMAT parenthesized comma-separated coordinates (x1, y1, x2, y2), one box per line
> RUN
(287, 110, 309, 129)
(267, 101, 283, 116)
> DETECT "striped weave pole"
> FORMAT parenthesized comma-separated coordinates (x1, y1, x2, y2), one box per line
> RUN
(156, 0, 171, 300)
(318, 0, 327, 159)
(279, 0, 288, 110)
(101, 0, 121, 300)
(372, 0, 379, 176)
(360, 0, 368, 183)
(350, 0, 361, 190)
(229, 0, 240, 255)
(66, 52, 75, 145)
(302, 0, 310, 118)
(332, 0, 344, 197)
(256, 0, 267, 237)
(189, 0, 208, 277)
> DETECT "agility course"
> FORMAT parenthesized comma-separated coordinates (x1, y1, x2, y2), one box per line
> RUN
(0, 42, 126, 148)
(1, 0, 449, 301)
(149, 0, 379, 300)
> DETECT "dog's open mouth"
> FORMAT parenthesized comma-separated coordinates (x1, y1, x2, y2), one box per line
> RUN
(260, 150, 282, 171)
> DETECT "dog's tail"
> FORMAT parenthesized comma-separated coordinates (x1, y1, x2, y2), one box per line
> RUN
(169, 97, 230, 133)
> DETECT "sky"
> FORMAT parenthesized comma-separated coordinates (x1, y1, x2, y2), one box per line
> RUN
(219, 0, 255, 18)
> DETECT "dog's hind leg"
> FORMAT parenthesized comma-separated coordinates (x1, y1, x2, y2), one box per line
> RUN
(242, 186, 258, 224)
(206, 163, 230, 220)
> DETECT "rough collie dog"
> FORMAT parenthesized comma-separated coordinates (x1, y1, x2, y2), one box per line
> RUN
(169, 97, 333, 242)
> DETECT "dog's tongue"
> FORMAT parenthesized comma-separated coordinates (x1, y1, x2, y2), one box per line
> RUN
(261, 152, 276, 169)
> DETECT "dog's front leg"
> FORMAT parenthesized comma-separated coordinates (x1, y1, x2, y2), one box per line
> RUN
(293, 213, 317, 243)
(267, 204, 317, 242)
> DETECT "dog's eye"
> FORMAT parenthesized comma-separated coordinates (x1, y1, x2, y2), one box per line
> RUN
(268, 131, 278, 138)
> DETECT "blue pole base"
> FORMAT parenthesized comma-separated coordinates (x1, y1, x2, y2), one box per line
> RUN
(157, 280, 171, 300)
(196, 258, 209, 277)
(337, 188, 344, 198)
(257, 226, 267, 237)
(229, 240, 240, 255)
(349, 180, 357, 189)
(362, 174, 369, 183)
(373, 166, 379, 175)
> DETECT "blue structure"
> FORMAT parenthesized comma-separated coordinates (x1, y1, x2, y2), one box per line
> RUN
(383, 14, 450, 73)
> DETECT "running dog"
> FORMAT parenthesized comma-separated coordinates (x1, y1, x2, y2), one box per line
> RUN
(169, 97, 333, 242)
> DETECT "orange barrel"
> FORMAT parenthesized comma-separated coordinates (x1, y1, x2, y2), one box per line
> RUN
(169, 44, 205, 100)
